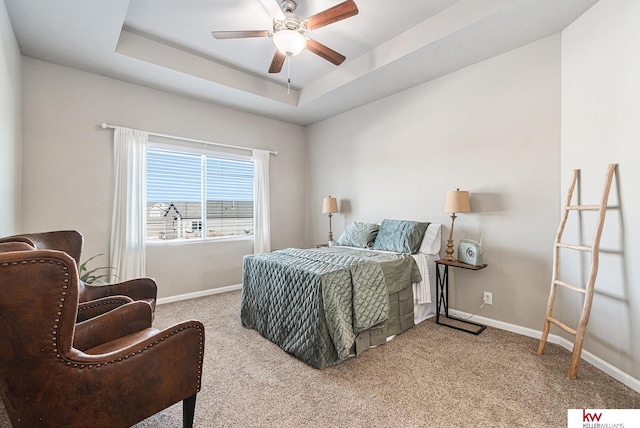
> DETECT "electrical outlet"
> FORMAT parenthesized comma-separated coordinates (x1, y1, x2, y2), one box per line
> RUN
(483, 291, 493, 305)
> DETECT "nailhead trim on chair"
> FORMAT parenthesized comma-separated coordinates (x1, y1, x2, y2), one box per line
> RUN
(2, 257, 205, 389)
(77, 299, 129, 312)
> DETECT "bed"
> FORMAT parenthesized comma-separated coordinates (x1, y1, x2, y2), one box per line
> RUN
(241, 220, 442, 369)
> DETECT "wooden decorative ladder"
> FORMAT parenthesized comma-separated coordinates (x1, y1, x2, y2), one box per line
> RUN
(537, 163, 617, 379)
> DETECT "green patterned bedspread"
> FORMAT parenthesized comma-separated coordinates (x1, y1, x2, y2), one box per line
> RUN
(241, 247, 421, 369)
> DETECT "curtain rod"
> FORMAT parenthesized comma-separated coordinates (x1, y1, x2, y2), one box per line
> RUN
(100, 123, 278, 155)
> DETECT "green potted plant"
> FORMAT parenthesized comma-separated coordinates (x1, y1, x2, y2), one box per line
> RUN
(78, 254, 116, 284)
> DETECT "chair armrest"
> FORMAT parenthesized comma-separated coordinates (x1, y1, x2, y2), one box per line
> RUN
(67, 320, 205, 413)
(84, 278, 158, 305)
(74, 301, 153, 351)
(76, 295, 134, 322)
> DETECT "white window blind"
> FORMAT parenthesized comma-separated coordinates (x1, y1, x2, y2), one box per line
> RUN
(146, 146, 254, 242)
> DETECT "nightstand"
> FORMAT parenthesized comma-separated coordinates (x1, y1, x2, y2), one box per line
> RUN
(315, 244, 329, 248)
(434, 258, 488, 335)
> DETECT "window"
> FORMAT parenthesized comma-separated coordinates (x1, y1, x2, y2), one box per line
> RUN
(146, 145, 254, 242)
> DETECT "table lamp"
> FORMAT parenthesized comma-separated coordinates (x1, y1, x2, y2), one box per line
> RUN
(444, 188, 471, 261)
(322, 196, 339, 245)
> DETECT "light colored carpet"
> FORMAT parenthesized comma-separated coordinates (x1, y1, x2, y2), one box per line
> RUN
(2, 290, 638, 427)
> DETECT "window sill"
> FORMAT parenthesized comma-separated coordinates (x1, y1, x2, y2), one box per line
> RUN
(146, 235, 254, 247)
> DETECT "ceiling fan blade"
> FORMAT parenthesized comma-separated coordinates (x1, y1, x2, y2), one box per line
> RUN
(212, 30, 270, 39)
(306, 39, 346, 66)
(304, 0, 359, 31)
(259, 0, 286, 20)
(269, 50, 286, 73)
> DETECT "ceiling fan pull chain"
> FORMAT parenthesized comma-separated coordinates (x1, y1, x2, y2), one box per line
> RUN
(287, 55, 291, 95)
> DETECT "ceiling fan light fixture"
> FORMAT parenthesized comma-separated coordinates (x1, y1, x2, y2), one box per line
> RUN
(272, 30, 307, 56)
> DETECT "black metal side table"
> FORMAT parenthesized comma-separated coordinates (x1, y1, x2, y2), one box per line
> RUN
(435, 259, 488, 335)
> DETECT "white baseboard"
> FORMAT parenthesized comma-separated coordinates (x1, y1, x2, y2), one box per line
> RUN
(450, 309, 640, 394)
(156, 283, 242, 305)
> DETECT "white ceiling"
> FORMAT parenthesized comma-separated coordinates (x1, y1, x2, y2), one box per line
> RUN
(5, 0, 598, 126)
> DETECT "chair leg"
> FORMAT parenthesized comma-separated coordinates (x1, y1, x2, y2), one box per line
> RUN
(183, 394, 197, 428)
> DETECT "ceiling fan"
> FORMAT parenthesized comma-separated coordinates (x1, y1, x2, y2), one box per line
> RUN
(212, 0, 359, 74)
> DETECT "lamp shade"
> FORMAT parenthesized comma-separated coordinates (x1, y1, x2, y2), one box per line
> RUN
(444, 189, 471, 213)
(272, 30, 307, 56)
(322, 197, 339, 214)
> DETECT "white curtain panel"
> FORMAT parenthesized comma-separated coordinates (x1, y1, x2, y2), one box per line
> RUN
(252, 149, 271, 254)
(110, 127, 148, 282)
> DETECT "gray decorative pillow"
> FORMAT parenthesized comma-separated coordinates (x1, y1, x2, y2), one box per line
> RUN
(372, 219, 430, 254)
(336, 222, 380, 248)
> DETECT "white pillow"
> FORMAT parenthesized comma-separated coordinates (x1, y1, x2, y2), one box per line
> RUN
(419, 223, 442, 255)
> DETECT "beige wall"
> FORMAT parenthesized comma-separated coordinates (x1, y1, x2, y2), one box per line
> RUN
(21, 58, 306, 297)
(0, 0, 21, 236)
(560, 0, 640, 380)
(306, 35, 561, 331)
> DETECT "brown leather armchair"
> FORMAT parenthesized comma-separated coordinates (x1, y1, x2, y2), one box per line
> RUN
(0, 230, 157, 321)
(0, 249, 205, 428)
